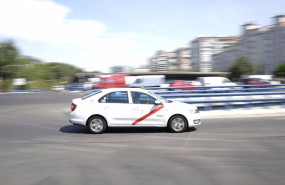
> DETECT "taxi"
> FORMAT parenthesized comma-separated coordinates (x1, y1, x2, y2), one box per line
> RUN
(69, 88, 201, 134)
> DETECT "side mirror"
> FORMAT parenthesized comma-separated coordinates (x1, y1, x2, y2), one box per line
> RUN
(154, 100, 162, 105)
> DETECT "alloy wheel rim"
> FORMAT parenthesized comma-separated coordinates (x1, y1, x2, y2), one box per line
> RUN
(90, 119, 104, 132)
(172, 118, 185, 131)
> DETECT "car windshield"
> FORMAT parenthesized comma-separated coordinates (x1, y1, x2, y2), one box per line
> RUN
(147, 91, 166, 103)
(82, 90, 102, 100)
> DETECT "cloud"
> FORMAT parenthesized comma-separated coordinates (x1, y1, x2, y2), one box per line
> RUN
(0, 0, 151, 72)
(79, 50, 151, 72)
(0, 0, 136, 50)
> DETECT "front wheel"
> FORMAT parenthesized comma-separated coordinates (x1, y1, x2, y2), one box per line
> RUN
(168, 115, 188, 133)
(87, 116, 107, 134)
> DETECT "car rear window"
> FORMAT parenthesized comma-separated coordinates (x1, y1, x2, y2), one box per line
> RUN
(82, 90, 102, 100)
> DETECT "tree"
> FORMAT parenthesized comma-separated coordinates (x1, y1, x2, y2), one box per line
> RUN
(0, 41, 20, 91)
(45, 62, 83, 82)
(273, 62, 285, 77)
(0, 40, 86, 91)
(229, 57, 254, 80)
(0, 40, 19, 67)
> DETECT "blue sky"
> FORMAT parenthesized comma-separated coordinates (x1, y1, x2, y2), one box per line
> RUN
(0, 0, 285, 72)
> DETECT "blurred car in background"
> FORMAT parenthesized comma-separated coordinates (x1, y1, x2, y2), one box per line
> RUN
(51, 85, 65, 92)
(170, 80, 201, 90)
(65, 83, 84, 91)
(128, 75, 166, 88)
(93, 74, 129, 89)
(83, 82, 93, 90)
(196, 77, 236, 87)
(241, 78, 270, 85)
(240, 75, 281, 85)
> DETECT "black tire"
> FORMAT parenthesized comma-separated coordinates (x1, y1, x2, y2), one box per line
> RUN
(168, 115, 188, 133)
(87, 116, 107, 134)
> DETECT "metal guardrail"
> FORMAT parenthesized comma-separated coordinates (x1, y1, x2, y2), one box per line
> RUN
(151, 85, 285, 110)
(154, 87, 285, 94)
(181, 98, 285, 104)
(146, 84, 285, 90)
(160, 91, 285, 98)
(182, 97, 285, 111)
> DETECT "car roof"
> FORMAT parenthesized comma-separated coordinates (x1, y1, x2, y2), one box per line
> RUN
(100, 88, 148, 93)
(198, 76, 225, 79)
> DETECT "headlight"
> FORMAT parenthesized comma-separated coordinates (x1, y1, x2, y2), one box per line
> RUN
(190, 108, 199, 114)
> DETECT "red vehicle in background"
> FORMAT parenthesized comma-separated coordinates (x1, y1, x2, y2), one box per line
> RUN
(93, 74, 129, 89)
(241, 78, 270, 85)
(170, 80, 201, 90)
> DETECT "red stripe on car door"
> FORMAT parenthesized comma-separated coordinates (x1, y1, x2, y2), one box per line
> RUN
(132, 105, 164, 125)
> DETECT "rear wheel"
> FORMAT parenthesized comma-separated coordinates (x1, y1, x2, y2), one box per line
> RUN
(87, 116, 107, 134)
(168, 115, 187, 133)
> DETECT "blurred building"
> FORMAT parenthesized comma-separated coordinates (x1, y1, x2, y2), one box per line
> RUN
(213, 14, 285, 74)
(149, 47, 192, 72)
(110, 65, 132, 73)
(149, 50, 170, 72)
(132, 65, 150, 72)
(191, 36, 240, 72)
(149, 57, 157, 72)
(165, 51, 178, 71)
(176, 47, 191, 71)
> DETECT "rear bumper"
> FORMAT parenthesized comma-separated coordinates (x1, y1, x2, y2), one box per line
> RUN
(69, 111, 85, 126)
(69, 120, 81, 126)
(69, 118, 85, 125)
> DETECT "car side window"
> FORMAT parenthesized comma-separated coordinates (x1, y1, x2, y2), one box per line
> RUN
(98, 91, 129, 103)
(131, 92, 155, 104)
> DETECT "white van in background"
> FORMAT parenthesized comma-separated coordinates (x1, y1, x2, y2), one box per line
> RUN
(196, 77, 236, 87)
(128, 75, 166, 88)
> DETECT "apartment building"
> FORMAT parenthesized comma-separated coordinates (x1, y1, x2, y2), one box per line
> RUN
(165, 51, 178, 71)
(149, 47, 191, 72)
(110, 65, 132, 73)
(176, 47, 191, 71)
(149, 50, 169, 72)
(191, 36, 240, 72)
(213, 14, 285, 74)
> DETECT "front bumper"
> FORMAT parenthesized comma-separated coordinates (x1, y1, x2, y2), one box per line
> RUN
(193, 119, 201, 125)
(186, 113, 201, 127)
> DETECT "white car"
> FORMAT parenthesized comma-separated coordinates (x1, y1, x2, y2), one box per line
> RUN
(69, 88, 201, 134)
(51, 85, 65, 91)
(196, 77, 236, 87)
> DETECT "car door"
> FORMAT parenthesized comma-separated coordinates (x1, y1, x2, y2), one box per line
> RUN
(131, 91, 165, 126)
(98, 91, 133, 126)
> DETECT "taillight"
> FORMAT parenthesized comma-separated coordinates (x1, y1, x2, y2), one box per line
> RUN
(71, 103, 77, 111)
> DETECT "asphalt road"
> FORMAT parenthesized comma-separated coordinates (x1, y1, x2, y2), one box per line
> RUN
(0, 93, 285, 185)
